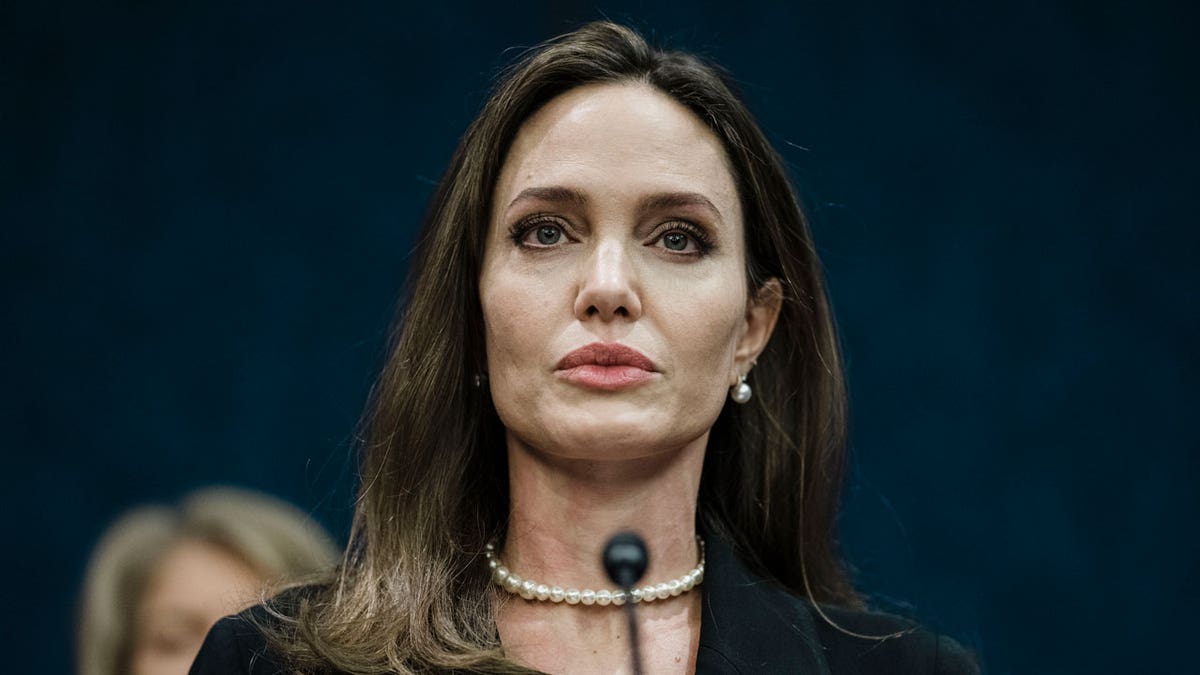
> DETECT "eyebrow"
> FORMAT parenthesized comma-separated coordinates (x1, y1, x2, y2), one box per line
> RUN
(637, 191, 724, 224)
(506, 186, 724, 224)
(506, 186, 589, 212)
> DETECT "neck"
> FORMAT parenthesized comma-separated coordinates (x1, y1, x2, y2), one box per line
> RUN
(502, 433, 707, 592)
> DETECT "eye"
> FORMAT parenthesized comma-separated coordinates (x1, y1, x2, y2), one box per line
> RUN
(144, 626, 203, 656)
(532, 225, 563, 246)
(650, 222, 714, 256)
(662, 232, 690, 251)
(508, 216, 571, 249)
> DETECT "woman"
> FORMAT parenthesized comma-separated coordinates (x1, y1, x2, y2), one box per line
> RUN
(77, 486, 338, 675)
(191, 21, 979, 674)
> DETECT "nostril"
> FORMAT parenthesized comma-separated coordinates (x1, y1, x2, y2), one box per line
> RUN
(583, 304, 630, 318)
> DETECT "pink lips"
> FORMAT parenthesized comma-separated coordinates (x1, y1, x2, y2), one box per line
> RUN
(556, 342, 658, 391)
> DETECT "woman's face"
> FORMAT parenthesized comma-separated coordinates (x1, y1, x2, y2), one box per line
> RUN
(480, 82, 778, 460)
(128, 538, 265, 675)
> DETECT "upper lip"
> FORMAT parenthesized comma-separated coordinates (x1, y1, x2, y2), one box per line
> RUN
(556, 342, 658, 371)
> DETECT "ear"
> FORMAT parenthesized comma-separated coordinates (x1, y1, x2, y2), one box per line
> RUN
(731, 278, 783, 385)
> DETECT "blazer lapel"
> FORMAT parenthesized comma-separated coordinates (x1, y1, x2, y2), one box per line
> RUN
(696, 535, 831, 674)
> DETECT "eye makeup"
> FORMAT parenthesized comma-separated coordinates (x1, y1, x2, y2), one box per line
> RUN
(507, 213, 718, 258)
(507, 214, 572, 248)
(647, 220, 716, 257)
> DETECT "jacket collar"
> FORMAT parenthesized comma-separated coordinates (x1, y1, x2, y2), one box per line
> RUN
(696, 534, 831, 674)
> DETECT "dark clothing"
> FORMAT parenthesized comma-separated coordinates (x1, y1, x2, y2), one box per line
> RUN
(190, 536, 980, 674)
(692, 536, 979, 674)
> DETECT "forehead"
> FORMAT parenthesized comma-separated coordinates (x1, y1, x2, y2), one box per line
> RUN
(493, 82, 740, 222)
(141, 538, 261, 609)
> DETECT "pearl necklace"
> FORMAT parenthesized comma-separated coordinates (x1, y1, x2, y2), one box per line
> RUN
(484, 537, 705, 605)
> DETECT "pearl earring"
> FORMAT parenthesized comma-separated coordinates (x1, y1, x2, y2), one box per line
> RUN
(730, 373, 752, 404)
(472, 373, 488, 389)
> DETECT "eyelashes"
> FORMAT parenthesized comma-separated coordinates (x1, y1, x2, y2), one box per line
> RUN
(656, 220, 715, 255)
(508, 215, 567, 248)
(507, 214, 717, 257)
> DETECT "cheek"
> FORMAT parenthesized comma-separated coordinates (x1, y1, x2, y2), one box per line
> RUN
(654, 279, 745, 383)
(481, 310, 561, 447)
(481, 275, 547, 368)
(642, 280, 745, 444)
(479, 270, 566, 429)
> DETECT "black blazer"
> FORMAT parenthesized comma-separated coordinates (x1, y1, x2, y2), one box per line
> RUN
(190, 536, 980, 674)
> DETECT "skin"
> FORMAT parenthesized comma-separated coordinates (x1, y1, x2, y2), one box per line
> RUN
(128, 538, 266, 675)
(479, 82, 781, 674)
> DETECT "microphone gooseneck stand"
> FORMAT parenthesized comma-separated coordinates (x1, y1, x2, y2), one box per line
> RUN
(603, 532, 649, 675)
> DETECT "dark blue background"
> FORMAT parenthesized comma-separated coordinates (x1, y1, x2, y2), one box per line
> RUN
(3, 2, 1195, 672)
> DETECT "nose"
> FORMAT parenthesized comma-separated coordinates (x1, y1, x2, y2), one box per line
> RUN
(573, 239, 642, 322)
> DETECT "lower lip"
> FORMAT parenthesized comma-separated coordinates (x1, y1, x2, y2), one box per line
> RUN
(557, 365, 657, 391)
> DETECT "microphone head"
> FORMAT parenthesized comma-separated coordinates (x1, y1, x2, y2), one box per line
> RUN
(603, 531, 649, 589)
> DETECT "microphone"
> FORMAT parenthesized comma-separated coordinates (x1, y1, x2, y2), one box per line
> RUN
(604, 531, 648, 675)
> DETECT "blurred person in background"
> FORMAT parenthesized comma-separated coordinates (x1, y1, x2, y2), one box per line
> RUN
(76, 486, 339, 675)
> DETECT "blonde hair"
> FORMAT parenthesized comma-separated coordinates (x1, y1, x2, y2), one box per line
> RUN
(76, 486, 339, 675)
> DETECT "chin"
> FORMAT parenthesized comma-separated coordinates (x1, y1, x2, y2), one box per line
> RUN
(521, 414, 712, 462)
(494, 386, 724, 460)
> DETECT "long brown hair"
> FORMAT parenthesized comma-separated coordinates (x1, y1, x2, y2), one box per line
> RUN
(265, 20, 859, 673)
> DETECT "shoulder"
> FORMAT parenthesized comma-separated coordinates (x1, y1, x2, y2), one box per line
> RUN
(697, 533, 980, 674)
(188, 607, 281, 675)
(808, 604, 981, 675)
(188, 587, 315, 675)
